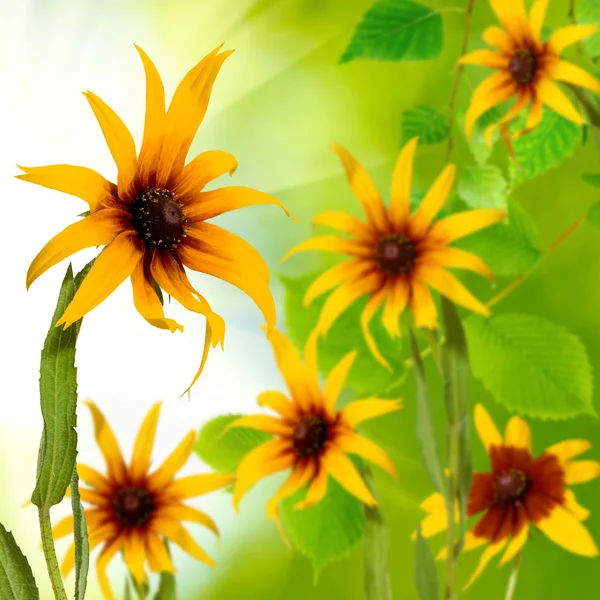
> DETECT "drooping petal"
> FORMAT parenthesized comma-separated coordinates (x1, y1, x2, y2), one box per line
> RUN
(304, 260, 368, 307)
(77, 464, 113, 495)
(26, 208, 129, 289)
(498, 523, 529, 565)
(330, 145, 390, 233)
(56, 230, 145, 328)
(546, 440, 592, 464)
(564, 460, 600, 485)
(419, 504, 450, 539)
(484, 91, 531, 144)
(548, 60, 600, 93)
(336, 433, 396, 477)
(313, 210, 374, 240)
(322, 446, 377, 506)
(266, 461, 316, 522)
(458, 49, 509, 69)
(390, 137, 418, 228)
(515, 99, 544, 138)
(129, 402, 161, 484)
(323, 351, 358, 420)
(226, 414, 292, 437)
(84, 401, 127, 485)
(147, 431, 197, 491)
(409, 281, 438, 329)
(548, 25, 599, 54)
(145, 531, 176, 573)
(341, 399, 401, 428)
(16, 164, 116, 213)
(437, 531, 487, 560)
(536, 505, 598, 556)
(281, 235, 373, 262)
(428, 208, 506, 244)
(152, 518, 217, 566)
(295, 467, 329, 509)
(537, 77, 586, 124)
(482, 26, 514, 53)
(52, 515, 74, 541)
(563, 488, 591, 521)
(124, 529, 147, 583)
(504, 415, 531, 451)
(528, 0, 549, 45)
(419, 246, 493, 279)
(165, 473, 236, 500)
(172, 150, 238, 198)
(83, 91, 137, 199)
(96, 536, 124, 600)
(360, 287, 391, 370)
(256, 390, 297, 421)
(381, 277, 410, 337)
(463, 539, 508, 590)
(155, 504, 219, 536)
(474, 404, 503, 451)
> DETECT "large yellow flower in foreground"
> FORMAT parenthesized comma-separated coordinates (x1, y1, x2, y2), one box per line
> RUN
(19, 45, 291, 393)
(53, 401, 234, 600)
(416, 404, 600, 590)
(282, 139, 505, 369)
(462, 0, 600, 141)
(229, 329, 401, 531)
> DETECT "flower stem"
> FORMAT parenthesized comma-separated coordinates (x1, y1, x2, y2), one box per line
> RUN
(504, 552, 522, 600)
(446, 0, 476, 162)
(39, 508, 68, 600)
(363, 467, 393, 600)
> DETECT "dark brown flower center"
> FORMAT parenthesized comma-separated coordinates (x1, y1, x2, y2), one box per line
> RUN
(375, 235, 417, 275)
(292, 416, 328, 456)
(113, 487, 155, 526)
(509, 48, 538, 85)
(494, 469, 528, 503)
(130, 187, 186, 249)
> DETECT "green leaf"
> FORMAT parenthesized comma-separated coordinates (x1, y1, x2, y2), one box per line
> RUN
(414, 525, 439, 600)
(509, 109, 581, 187)
(153, 280, 164, 306)
(124, 580, 133, 600)
(402, 106, 449, 145)
(410, 331, 445, 494)
(77, 210, 91, 218)
(32, 260, 94, 509)
(71, 467, 89, 600)
(195, 415, 271, 473)
(0, 522, 39, 600)
(340, 0, 443, 63)
(457, 200, 540, 278)
(583, 173, 600, 187)
(577, 0, 600, 58)
(464, 314, 595, 420)
(462, 105, 505, 165)
(588, 202, 600, 229)
(281, 477, 365, 580)
(458, 165, 507, 210)
(280, 274, 405, 397)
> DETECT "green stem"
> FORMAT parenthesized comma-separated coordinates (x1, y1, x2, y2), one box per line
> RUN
(39, 508, 68, 600)
(363, 467, 393, 600)
(444, 417, 460, 600)
(504, 553, 522, 600)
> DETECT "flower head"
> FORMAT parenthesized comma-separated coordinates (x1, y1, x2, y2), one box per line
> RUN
(416, 404, 600, 589)
(53, 401, 234, 600)
(19, 45, 292, 393)
(281, 140, 505, 370)
(462, 0, 600, 142)
(229, 328, 401, 531)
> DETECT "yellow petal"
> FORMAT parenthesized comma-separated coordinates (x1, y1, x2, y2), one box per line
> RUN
(381, 278, 410, 337)
(323, 351, 358, 420)
(84, 401, 127, 485)
(313, 210, 373, 239)
(463, 539, 508, 590)
(77, 464, 113, 495)
(173, 150, 238, 198)
(295, 467, 329, 509)
(409, 165, 456, 239)
(437, 531, 487, 560)
(474, 404, 503, 451)
(515, 99, 544, 137)
(303, 329, 322, 410)
(536, 505, 598, 556)
(428, 208, 506, 244)
(16, 164, 115, 213)
(564, 461, 600, 485)
(504, 415, 531, 451)
(156, 503, 219, 536)
(390, 137, 418, 228)
(266, 461, 316, 521)
(97, 537, 124, 600)
(26, 208, 128, 289)
(129, 402, 161, 484)
(145, 531, 176, 573)
(409, 281, 438, 329)
(458, 49, 509, 69)
(529, 0, 549, 44)
(564, 488, 590, 521)
(78, 487, 110, 506)
(418, 505, 449, 539)
(281, 235, 372, 263)
(124, 529, 147, 584)
(56, 230, 145, 328)
(152, 518, 216, 567)
(52, 515, 74, 541)
(498, 524, 529, 566)
(537, 77, 586, 124)
(419, 491, 446, 514)
(482, 26, 514, 53)
(330, 144, 390, 233)
(489, 0, 528, 35)
(336, 433, 396, 478)
(341, 399, 401, 428)
(147, 431, 197, 491)
(420, 246, 493, 279)
(360, 287, 390, 371)
(304, 260, 367, 307)
(60, 543, 76, 578)
(546, 439, 592, 464)
(549, 60, 600, 94)
(83, 91, 137, 199)
(548, 24, 599, 54)
(226, 414, 291, 436)
(485, 91, 531, 144)
(256, 390, 297, 420)
(165, 473, 236, 500)
(322, 446, 376, 506)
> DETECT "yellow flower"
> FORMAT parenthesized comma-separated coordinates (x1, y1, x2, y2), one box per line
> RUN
(281, 140, 505, 370)
(416, 404, 600, 590)
(229, 328, 401, 531)
(19, 45, 292, 393)
(53, 401, 234, 600)
(462, 0, 600, 142)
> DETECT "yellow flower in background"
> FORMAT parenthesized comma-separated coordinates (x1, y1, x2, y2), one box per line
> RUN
(282, 140, 505, 370)
(53, 401, 234, 600)
(229, 328, 401, 532)
(462, 0, 600, 142)
(416, 404, 600, 590)
(19, 45, 292, 393)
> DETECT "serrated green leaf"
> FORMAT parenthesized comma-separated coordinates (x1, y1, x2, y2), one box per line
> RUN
(340, 0, 443, 63)
(457, 200, 540, 278)
(281, 477, 365, 580)
(458, 165, 507, 210)
(71, 467, 89, 600)
(509, 109, 581, 187)
(410, 331, 445, 494)
(577, 0, 600, 58)
(589, 202, 600, 228)
(414, 525, 439, 600)
(280, 274, 405, 397)
(0, 523, 39, 600)
(195, 415, 271, 473)
(462, 105, 505, 165)
(464, 314, 595, 420)
(402, 106, 449, 145)
(32, 260, 94, 510)
(583, 173, 600, 187)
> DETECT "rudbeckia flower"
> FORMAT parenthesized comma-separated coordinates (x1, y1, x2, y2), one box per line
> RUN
(462, 0, 600, 142)
(53, 401, 235, 600)
(19, 45, 292, 393)
(416, 404, 600, 589)
(281, 139, 505, 370)
(229, 329, 401, 531)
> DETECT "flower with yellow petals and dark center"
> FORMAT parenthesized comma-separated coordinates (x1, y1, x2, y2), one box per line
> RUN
(18, 45, 293, 394)
(415, 404, 600, 591)
(461, 0, 600, 144)
(228, 328, 402, 536)
(52, 401, 234, 600)
(281, 139, 506, 370)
